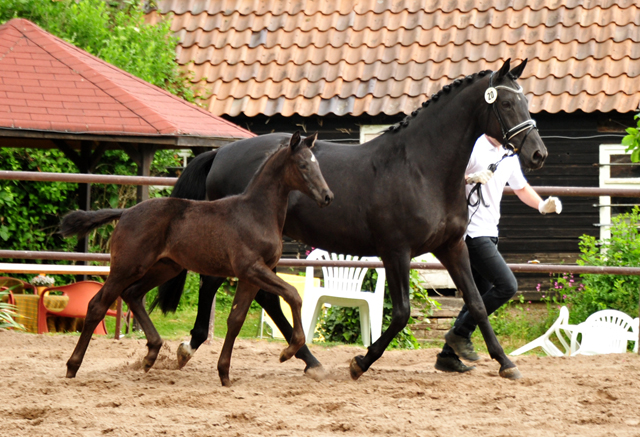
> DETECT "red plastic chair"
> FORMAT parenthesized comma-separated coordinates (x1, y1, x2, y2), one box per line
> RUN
(0, 287, 16, 306)
(0, 277, 36, 295)
(37, 281, 116, 335)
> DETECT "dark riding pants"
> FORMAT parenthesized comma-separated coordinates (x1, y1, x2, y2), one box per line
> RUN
(441, 236, 518, 356)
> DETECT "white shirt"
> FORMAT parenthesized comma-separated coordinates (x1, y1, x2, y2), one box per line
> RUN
(465, 135, 528, 238)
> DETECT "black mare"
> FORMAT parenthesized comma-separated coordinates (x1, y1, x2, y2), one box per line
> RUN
(156, 59, 547, 379)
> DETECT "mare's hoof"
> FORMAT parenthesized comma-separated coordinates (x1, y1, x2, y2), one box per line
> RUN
(304, 363, 326, 381)
(499, 365, 523, 380)
(220, 376, 232, 387)
(177, 341, 194, 369)
(349, 356, 365, 380)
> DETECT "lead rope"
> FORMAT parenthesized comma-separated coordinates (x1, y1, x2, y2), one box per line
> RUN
(466, 152, 512, 224)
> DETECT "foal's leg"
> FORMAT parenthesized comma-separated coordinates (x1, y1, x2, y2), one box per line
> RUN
(177, 275, 226, 369)
(241, 264, 306, 362)
(121, 260, 183, 372)
(218, 280, 259, 387)
(349, 251, 412, 380)
(66, 276, 131, 378)
(255, 289, 323, 374)
(434, 240, 521, 379)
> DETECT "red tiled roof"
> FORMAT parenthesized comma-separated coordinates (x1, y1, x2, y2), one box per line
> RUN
(150, 0, 640, 117)
(0, 18, 254, 140)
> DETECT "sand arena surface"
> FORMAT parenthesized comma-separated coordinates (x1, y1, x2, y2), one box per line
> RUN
(1, 331, 640, 437)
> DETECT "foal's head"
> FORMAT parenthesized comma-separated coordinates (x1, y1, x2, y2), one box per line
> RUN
(482, 58, 547, 170)
(285, 131, 333, 207)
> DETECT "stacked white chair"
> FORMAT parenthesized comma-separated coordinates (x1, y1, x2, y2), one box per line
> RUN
(300, 249, 386, 347)
(570, 309, 638, 356)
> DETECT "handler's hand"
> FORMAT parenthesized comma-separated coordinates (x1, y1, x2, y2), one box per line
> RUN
(538, 196, 562, 214)
(465, 169, 494, 185)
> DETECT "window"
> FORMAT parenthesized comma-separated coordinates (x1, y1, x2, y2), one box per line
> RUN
(598, 144, 640, 240)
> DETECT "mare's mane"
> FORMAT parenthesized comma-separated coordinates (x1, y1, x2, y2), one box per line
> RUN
(385, 69, 520, 134)
(243, 140, 292, 191)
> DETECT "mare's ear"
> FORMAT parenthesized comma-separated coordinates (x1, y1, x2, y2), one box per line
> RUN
(289, 131, 302, 150)
(496, 58, 511, 79)
(509, 58, 528, 80)
(302, 132, 318, 149)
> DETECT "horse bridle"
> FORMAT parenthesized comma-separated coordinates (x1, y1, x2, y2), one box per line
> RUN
(485, 72, 538, 155)
(468, 73, 538, 211)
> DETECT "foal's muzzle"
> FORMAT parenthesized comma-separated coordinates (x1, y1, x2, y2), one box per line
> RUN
(317, 189, 334, 207)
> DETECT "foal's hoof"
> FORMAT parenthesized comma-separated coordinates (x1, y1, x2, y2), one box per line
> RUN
(177, 341, 194, 369)
(65, 364, 79, 379)
(349, 356, 365, 380)
(499, 365, 523, 380)
(304, 363, 327, 381)
(220, 376, 232, 387)
(143, 359, 154, 373)
(279, 348, 294, 363)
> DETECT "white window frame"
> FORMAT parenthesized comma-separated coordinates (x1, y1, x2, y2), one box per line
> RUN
(359, 125, 392, 144)
(598, 144, 640, 240)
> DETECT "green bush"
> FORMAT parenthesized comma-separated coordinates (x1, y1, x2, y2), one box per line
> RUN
(569, 207, 640, 322)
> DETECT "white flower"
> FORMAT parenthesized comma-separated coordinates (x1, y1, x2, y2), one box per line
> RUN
(30, 274, 55, 287)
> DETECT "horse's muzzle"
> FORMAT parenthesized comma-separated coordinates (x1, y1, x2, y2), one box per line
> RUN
(318, 189, 334, 207)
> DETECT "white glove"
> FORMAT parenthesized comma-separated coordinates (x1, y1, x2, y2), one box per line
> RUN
(465, 169, 494, 185)
(538, 196, 562, 214)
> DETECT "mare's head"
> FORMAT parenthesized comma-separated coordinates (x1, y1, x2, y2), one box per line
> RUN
(482, 58, 547, 170)
(285, 131, 333, 207)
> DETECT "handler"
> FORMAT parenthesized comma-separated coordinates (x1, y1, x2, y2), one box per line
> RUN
(435, 134, 562, 373)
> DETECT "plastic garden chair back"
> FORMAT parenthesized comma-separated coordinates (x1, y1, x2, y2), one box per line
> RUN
(300, 249, 386, 347)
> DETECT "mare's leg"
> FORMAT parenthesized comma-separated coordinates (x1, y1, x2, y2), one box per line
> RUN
(66, 275, 132, 378)
(177, 275, 226, 369)
(218, 280, 259, 387)
(349, 251, 412, 380)
(434, 240, 522, 379)
(255, 289, 323, 373)
(121, 260, 183, 372)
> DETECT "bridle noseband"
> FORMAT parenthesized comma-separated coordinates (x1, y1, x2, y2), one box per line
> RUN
(485, 72, 538, 155)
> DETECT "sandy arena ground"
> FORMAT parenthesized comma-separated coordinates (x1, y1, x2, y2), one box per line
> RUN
(1, 330, 640, 437)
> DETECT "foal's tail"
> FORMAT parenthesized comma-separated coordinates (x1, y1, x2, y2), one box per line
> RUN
(150, 149, 218, 314)
(59, 209, 124, 239)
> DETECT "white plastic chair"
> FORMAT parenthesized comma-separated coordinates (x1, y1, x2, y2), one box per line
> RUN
(570, 309, 638, 356)
(300, 249, 386, 347)
(510, 306, 573, 357)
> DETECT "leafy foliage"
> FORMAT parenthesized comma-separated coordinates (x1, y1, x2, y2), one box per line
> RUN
(570, 207, 640, 321)
(0, 288, 25, 330)
(622, 113, 640, 162)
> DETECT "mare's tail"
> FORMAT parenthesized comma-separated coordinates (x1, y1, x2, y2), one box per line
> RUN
(151, 149, 218, 314)
(59, 209, 124, 239)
